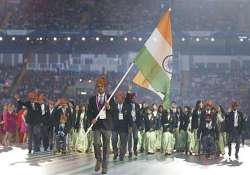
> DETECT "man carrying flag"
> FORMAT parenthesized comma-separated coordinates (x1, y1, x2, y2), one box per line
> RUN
(85, 8, 173, 173)
(87, 76, 112, 174)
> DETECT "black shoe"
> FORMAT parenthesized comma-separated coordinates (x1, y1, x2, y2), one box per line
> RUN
(134, 151, 138, 157)
(95, 161, 101, 172)
(128, 152, 132, 158)
(28, 150, 32, 154)
(113, 154, 118, 161)
(235, 154, 239, 160)
(119, 157, 124, 161)
(101, 167, 107, 174)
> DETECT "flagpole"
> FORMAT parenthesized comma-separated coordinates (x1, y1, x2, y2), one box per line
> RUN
(84, 63, 135, 136)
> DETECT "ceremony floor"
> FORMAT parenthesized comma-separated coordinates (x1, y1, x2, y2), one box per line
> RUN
(1, 141, 249, 175)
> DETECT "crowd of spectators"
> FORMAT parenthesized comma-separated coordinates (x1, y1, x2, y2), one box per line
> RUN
(174, 0, 250, 32)
(179, 61, 250, 115)
(1, 0, 249, 32)
(0, 65, 132, 105)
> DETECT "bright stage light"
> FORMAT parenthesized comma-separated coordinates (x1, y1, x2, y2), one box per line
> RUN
(96, 37, 100, 41)
(124, 37, 128, 41)
(12, 37, 15, 41)
(0, 37, 2, 41)
(196, 37, 200, 42)
(138, 37, 142, 42)
(53, 37, 57, 41)
(67, 37, 71, 41)
(82, 37, 86, 41)
(110, 37, 114, 41)
(181, 37, 186, 42)
(211, 37, 215, 42)
(80, 91, 87, 95)
(240, 38, 244, 42)
(26, 37, 30, 41)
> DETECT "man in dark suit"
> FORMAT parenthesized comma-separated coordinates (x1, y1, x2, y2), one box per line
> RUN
(87, 76, 112, 174)
(15, 92, 42, 154)
(38, 94, 50, 152)
(111, 91, 132, 161)
(226, 101, 244, 160)
(127, 92, 141, 158)
(47, 100, 56, 151)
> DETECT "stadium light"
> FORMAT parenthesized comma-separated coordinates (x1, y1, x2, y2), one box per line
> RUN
(0, 37, 2, 41)
(82, 37, 86, 41)
(12, 37, 15, 41)
(26, 37, 30, 41)
(80, 91, 87, 95)
(124, 37, 128, 41)
(210, 37, 215, 42)
(96, 37, 100, 41)
(110, 37, 114, 41)
(239, 36, 247, 42)
(138, 37, 142, 42)
(196, 37, 200, 42)
(67, 37, 71, 41)
(181, 37, 186, 42)
(53, 37, 57, 41)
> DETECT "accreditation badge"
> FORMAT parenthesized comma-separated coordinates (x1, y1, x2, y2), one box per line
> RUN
(131, 111, 136, 121)
(99, 109, 106, 120)
(119, 113, 124, 120)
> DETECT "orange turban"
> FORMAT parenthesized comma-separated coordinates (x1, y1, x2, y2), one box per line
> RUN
(96, 75, 108, 88)
(204, 100, 213, 108)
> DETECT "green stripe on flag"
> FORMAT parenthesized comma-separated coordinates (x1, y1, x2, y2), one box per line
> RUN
(134, 47, 171, 108)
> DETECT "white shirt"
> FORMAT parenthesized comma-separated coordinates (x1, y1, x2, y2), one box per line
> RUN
(206, 121, 213, 129)
(62, 108, 66, 114)
(41, 104, 45, 115)
(50, 108, 54, 115)
(234, 110, 238, 127)
(31, 102, 35, 110)
(118, 103, 123, 113)
(98, 93, 105, 104)
(148, 114, 152, 120)
(198, 110, 201, 115)
(153, 111, 157, 117)
(131, 103, 136, 121)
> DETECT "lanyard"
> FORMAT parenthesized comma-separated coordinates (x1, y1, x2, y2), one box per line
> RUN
(96, 95, 106, 111)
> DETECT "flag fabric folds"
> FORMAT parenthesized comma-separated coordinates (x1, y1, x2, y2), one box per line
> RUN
(133, 9, 173, 109)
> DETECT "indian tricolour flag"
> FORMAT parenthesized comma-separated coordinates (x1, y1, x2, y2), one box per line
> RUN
(133, 9, 173, 109)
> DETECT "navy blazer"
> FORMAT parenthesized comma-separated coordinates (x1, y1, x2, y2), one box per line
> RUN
(225, 111, 244, 134)
(86, 94, 112, 131)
